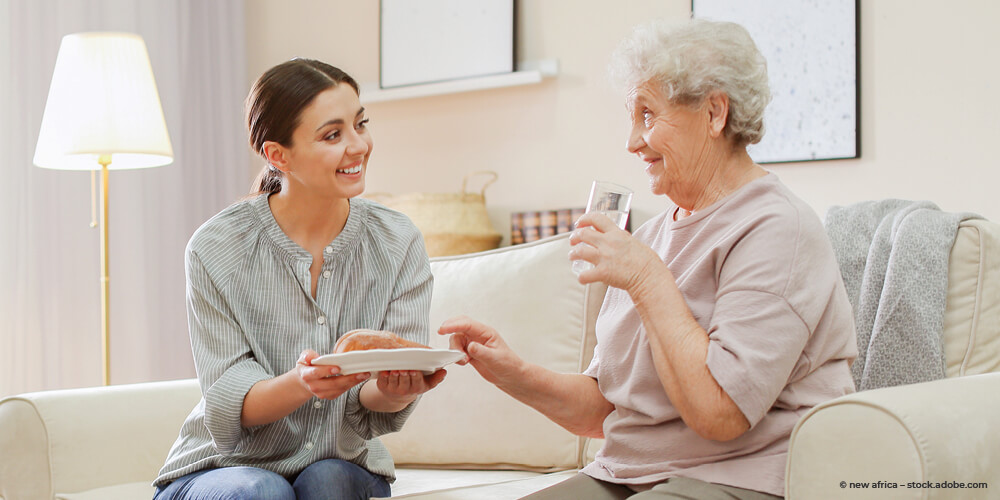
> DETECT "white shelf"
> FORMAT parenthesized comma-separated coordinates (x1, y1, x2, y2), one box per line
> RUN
(361, 60, 558, 104)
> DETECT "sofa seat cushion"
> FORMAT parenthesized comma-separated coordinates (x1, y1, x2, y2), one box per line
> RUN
(53, 470, 554, 500)
(55, 481, 154, 500)
(386, 469, 578, 499)
(387, 468, 549, 498)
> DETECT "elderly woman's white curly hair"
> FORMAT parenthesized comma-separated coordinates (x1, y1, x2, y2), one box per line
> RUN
(610, 18, 771, 147)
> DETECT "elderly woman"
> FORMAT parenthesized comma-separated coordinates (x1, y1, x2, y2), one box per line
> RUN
(438, 18, 857, 500)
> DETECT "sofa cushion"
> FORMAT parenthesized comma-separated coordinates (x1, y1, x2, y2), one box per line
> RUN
(385, 470, 579, 499)
(943, 219, 1000, 376)
(379, 234, 602, 470)
(386, 468, 546, 498)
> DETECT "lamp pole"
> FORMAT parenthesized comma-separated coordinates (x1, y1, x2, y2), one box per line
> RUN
(33, 32, 174, 386)
(98, 155, 111, 386)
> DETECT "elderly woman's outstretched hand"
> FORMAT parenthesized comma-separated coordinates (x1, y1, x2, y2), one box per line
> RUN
(437, 316, 526, 387)
(570, 212, 666, 294)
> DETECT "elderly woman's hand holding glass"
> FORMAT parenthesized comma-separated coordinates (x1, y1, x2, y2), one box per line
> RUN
(440, 18, 857, 500)
(570, 212, 662, 292)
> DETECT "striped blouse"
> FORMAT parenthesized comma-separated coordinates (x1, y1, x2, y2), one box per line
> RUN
(154, 194, 433, 487)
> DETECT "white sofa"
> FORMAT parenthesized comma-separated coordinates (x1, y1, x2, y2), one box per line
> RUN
(2, 219, 998, 500)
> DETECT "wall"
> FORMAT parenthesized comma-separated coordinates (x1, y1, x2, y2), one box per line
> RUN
(246, 0, 1000, 245)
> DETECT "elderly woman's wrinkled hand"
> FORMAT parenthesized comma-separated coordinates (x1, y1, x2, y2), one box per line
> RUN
(437, 316, 526, 387)
(570, 212, 665, 294)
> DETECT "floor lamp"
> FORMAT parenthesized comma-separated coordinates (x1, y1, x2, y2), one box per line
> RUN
(33, 32, 173, 386)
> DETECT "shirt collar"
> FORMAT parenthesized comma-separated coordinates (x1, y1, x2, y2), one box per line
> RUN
(250, 193, 367, 263)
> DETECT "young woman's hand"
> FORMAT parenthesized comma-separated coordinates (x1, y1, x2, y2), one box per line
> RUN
(374, 369, 447, 399)
(360, 368, 446, 412)
(295, 349, 371, 400)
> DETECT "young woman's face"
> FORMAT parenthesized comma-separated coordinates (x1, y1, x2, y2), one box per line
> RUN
(282, 82, 372, 199)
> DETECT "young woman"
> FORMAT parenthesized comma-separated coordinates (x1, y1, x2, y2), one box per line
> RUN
(153, 59, 445, 500)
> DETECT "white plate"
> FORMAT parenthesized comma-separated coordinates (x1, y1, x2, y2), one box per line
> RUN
(311, 348, 465, 375)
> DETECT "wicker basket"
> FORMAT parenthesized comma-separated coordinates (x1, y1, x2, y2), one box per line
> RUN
(367, 171, 503, 257)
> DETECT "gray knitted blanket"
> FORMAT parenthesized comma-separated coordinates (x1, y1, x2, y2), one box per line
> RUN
(825, 200, 981, 391)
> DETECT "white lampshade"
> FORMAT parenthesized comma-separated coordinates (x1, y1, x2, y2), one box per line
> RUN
(33, 32, 173, 171)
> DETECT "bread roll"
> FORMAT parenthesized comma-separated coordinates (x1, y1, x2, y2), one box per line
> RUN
(334, 329, 429, 353)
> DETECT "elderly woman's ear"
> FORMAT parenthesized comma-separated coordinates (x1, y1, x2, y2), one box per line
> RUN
(705, 91, 730, 139)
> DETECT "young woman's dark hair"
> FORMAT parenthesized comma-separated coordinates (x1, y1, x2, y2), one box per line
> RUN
(246, 59, 360, 195)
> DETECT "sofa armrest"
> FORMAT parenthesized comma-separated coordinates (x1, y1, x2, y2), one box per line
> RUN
(786, 373, 999, 499)
(0, 379, 201, 500)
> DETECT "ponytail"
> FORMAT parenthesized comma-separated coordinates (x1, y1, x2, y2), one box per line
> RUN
(251, 165, 283, 195)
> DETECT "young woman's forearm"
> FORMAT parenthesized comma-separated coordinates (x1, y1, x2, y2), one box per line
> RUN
(241, 370, 312, 427)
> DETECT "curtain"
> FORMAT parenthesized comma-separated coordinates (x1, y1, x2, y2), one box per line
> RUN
(0, 0, 250, 396)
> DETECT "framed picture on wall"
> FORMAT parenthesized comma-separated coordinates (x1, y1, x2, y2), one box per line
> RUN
(380, 0, 515, 89)
(692, 0, 859, 163)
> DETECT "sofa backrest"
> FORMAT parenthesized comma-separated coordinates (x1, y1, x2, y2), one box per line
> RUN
(379, 233, 606, 471)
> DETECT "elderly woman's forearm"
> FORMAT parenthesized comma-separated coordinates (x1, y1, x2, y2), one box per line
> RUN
(494, 365, 612, 438)
(630, 266, 751, 440)
(652, 323, 750, 440)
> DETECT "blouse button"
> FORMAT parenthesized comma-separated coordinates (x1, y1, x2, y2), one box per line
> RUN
(305, 441, 314, 450)
(317, 316, 326, 325)
(324, 246, 333, 254)
(323, 270, 332, 279)
(314, 401, 323, 409)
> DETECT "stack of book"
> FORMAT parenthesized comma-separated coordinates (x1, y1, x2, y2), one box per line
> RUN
(511, 208, 631, 245)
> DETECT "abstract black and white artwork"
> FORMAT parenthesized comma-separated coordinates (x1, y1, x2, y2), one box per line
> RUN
(693, 0, 859, 163)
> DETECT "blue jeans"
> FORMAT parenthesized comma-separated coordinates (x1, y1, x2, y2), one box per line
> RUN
(153, 459, 391, 500)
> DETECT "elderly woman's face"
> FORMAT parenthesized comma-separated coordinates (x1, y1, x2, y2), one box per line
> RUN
(625, 82, 714, 202)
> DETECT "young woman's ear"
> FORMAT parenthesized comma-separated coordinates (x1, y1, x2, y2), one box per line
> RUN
(262, 141, 291, 172)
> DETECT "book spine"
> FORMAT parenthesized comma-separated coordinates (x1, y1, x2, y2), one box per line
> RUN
(510, 211, 524, 245)
(540, 211, 557, 238)
(523, 211, 541, 243)
(556, 209, 573, 234)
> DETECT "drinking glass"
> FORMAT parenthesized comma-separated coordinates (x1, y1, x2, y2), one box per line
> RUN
(571, 180, 633, 276)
